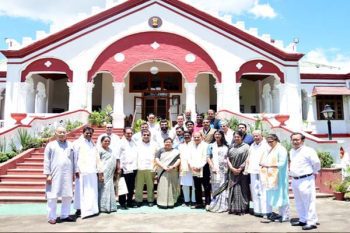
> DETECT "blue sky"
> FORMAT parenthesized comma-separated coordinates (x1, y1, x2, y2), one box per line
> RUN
(0, 0, 349, 68)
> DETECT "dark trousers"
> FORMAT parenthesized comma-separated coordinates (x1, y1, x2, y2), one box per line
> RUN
(193, 163, 211, 205)
(118, 170, 137, 206)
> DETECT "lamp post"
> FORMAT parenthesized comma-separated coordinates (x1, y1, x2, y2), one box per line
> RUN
(321, 104, 335, 140)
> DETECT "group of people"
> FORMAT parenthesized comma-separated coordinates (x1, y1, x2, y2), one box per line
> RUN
(44, 109, 321, 230)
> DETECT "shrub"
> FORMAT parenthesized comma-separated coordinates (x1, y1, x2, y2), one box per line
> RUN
(317, 151, 334, 168)
(228, 116, 240, 131)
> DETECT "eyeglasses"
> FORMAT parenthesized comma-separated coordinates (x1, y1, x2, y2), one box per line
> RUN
(106, 127, 113, 129)
(267, 141, 274, 143)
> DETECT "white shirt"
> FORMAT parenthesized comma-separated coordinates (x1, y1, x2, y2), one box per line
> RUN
(289, 145, 321, 177)
(118, 137, 138, 173)
(224, 128, 234, 145)
(148, 122, 160, 136)
(245, 140, 270, 174)
(189, 141, 208, 177)
(137, 141, 158, 170)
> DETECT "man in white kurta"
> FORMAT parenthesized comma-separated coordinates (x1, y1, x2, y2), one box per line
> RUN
(118, 127, 138, 208)
(73, 126, 103, 219)
(289, 133, 321, 230)
(44, 126, 76, 224)
(135, 129, 158, 207)
(179, 131, 196, 205)
(244, 130, 271, 217)
(96, 123, 121, 152)
(189, 132, 209, 208)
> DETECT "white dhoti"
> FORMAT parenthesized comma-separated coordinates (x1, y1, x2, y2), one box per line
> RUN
(291, 175, 318, 225)
(76, 173, 99, 219)
(73, 178, 81, 210)
(250, 173, 271, 216)
(47, 197, 72, 221)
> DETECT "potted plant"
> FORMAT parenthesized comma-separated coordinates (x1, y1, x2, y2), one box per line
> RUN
(332, 180, 347, 201)
(316, 151, 342, 194)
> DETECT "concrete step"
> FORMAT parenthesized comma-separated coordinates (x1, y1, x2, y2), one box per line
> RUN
(0, 188, 45, 196)
(0, 196, 46, 203)
(16, 162, 43, 169)
(30, 153, 44, 158)
(7, 168, 44, 175)
(0, 174, 46, 182)
(23, 158, 44, 163)
(0, 181, 45, 189)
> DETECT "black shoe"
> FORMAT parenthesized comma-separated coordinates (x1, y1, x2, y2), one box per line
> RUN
(148, 202, 154, 207)
(59, 216, 76, 222)
(120, 205, 128, 210)
(135, 202, 142, 208)
(302, 225, 317, 230)
(291, 221, 307, 226)
(75, 210, 81, 217)
(127, 203, 136, 208)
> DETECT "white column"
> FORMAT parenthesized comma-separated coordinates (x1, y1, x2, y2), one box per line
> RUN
(67, 82, 80, 111)
(214, 83, 224, 111)
(306, 94, 316, 130)
(184, 82, 197, 121)
(4, 82, 14, 127)
(86, 82, 95, 112)
(271, 87, 280, 113)
(277, 83, 287, 114)
(112, 82, 125, 128)
(271, 79, 280, 113)
(13, 82, 28, 113)
(25, 77, 35, 113)
(35, 82, 47, 113)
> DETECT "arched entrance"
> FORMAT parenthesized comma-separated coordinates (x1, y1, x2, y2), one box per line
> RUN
(88, 31, 221, 126)
(26, 73, 69, 113)
(124, 61, 185, 121)
(236, 59, 284, 114)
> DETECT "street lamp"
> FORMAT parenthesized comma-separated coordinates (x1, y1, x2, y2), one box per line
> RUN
(321, 104, 335, 140)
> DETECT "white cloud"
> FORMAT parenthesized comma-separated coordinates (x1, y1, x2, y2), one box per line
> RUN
(303, 48, 350, 72)
(248, 1, 277, 19)
(182, 0, 276, 19)
(0, 0, 277, 33)
(0, 0, 127, 32)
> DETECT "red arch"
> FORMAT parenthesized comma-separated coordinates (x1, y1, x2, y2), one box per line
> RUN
(236, 59, 284, 83)
(88, 32, 221, 83)
(21, 58, 73, 82)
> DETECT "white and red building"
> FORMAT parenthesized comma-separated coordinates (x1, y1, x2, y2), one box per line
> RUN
(0, 0, 349, 143)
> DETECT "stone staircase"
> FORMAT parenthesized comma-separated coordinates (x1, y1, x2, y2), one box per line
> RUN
(0, 126, 123, 203)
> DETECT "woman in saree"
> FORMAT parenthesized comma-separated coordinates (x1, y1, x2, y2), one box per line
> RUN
(260, 134, 289, 222)
(227, 131, 250, 215)
(207, 130, 229, 213)
(97, 135, 118, 213)
(155, 138, 181, 208)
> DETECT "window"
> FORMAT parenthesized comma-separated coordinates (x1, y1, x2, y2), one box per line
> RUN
(130, 72, 182, 93)
(316, 95, 344, 120)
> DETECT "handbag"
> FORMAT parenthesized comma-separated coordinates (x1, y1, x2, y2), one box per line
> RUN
(117, 177, 128, 196)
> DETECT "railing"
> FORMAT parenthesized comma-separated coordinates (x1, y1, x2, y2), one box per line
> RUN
(0, 109, 90, 151)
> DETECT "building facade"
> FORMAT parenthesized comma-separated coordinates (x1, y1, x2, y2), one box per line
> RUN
(0, 0, 349, 136)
